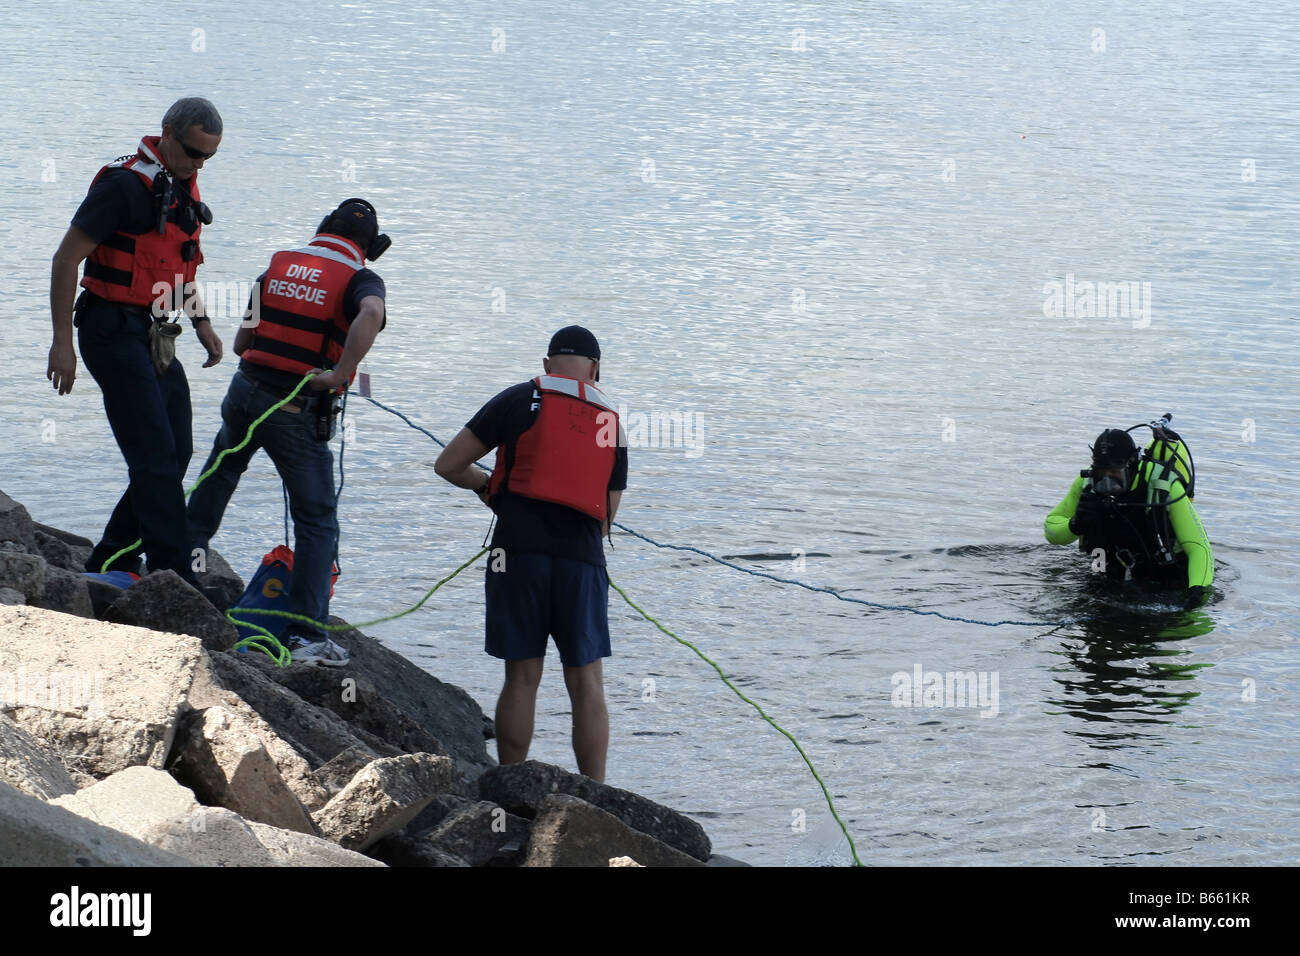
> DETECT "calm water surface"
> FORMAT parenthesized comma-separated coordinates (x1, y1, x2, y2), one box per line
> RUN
(1, 1, 1296, 865)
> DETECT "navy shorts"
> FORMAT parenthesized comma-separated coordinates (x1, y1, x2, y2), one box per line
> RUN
(485, 551, 611, 667)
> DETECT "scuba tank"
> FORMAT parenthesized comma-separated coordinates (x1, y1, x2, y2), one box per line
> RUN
(1078, 413, 1197, 575)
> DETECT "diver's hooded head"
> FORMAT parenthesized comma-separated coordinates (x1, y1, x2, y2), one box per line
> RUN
(1090, 428, 1138, 495)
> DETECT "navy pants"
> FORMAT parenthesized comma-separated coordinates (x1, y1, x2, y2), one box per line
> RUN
(76, 295, 195, 581)
(187, 369, 338, 639)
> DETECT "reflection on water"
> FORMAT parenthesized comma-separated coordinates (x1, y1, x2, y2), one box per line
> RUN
(1048, 594, 1216, 747)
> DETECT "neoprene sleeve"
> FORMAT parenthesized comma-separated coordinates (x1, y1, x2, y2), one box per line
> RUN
(1169, 493, 1214, 587)
(1044, 475, 1085, 545)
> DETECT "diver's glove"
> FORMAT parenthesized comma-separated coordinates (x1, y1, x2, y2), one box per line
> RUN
(1182, 585, 1207, 611)
(1069, 492, 1105, 536)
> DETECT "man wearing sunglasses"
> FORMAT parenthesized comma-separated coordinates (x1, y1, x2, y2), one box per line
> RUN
(47, 97, 225, 587)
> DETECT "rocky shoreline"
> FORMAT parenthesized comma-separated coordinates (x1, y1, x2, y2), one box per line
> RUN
(0, 489, 746, 867)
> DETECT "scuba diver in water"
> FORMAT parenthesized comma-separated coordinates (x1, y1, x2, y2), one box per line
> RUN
(1044, 415, 1213, 610)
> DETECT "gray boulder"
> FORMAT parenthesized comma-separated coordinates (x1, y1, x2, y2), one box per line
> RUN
(51, 765, 202, 839)
(105, 570, 238, 652)
(243, 655, 449, 760)
(206, 650, 392, 770)
(479, 760, 712, 861)
(0, 587, 23, 606)
(46, 765, 378, 867)
(194, 547, 245, 611)
(85, 575, 130, 619)
(399, 792, 478, 838)
(328, 621, 494, 777)
(32, 565, 94, 618)
(246, 819, 387, 866)
(313, 753, 453, 852)
(0, 549, 45, 603)
(0, 711, 77, 799)
(168, 705, 317, 834)
(32, 529, 74, 570)
(0, 491, 39, 555)
(32, 522, 93, 550)
(414, 799, 530, 867)
(0, 779, 190, 866)
(180, 654, 331, 812)
(141, 808, 384, 867)
(522, 794, 704, 868)
(0, 605, 203, 779)
(310, 746, 375, 806)
(32, 527, 90, 573)
(367, 833, 471, 867)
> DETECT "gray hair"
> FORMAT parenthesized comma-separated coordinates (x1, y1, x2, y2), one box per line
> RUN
(162, 97, 223, 138)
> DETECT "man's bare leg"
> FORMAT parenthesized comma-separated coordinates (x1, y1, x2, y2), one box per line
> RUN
(496, 657, 544, 765)
(563, 659, 608, 782)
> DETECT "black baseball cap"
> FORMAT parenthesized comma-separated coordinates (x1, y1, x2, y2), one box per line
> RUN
(547, 325, 601, 360)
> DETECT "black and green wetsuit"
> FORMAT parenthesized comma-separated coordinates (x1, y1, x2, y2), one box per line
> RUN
(1044, 461, 1213, 589)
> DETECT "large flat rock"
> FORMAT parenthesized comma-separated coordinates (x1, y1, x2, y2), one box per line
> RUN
(0, 605, 203, 779)
(479, 760, 712, 861)
(169, 705, 317, 834)
(523, 794, 704, 868)
(313, 753, 453, 852)
(0, 779, 190, 866)
(106, 570, 238, 652)
(51, 766, 202, 839)
(141, 808, 384, 867)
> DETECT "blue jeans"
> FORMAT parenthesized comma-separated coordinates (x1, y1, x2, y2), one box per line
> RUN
(77, 295, 195, 581)
(187, 369, 337, 637)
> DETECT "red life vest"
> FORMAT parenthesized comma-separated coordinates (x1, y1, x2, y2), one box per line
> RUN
(239, 234, 364, 380)
(487, 375, 620, 521)
(80, 136, 205, 310)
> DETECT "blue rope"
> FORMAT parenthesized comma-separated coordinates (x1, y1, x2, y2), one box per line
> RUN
(360, 395, 1074, 630)
(612, 524, 1073, 629)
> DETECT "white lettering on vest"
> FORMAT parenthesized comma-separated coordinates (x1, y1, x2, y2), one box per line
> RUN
(265, 278, 327, 306)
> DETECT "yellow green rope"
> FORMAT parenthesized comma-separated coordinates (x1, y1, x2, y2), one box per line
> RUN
(99, 372, 319, 574)
(610, 578, 863, 867)
(228, 547, 488, 665)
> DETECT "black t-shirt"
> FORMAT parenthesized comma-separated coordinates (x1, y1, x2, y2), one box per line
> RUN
(71, 166, 172, 241)
(467, 380, 629, 568)
(239, 267, 387, 394)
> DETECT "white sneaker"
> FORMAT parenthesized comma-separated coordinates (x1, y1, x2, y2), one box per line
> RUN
(286, 634, 350, 667)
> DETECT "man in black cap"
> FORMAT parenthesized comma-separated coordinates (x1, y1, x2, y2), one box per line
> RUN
(186, 199, 388, 665)
(435, 326, 628, 782)
(1045, 426, 1213, 608)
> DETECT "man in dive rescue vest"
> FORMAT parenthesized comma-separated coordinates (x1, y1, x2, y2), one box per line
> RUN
(434, 326, 628, 783)
(185, 199, 388, 665)
(1044, 426, 1213, 610)
(47, 97, 225, 584)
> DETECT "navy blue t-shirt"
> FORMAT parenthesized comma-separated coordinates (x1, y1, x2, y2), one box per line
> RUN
(71, 166, 177, 241)
(239, 267, 387, 394)
(467, 380, 629, 568)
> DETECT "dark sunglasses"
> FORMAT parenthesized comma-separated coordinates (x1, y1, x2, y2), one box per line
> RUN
(178, 138, 216, 161)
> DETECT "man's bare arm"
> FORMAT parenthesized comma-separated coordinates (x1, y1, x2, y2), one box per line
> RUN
(48, 226, 99, 394)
